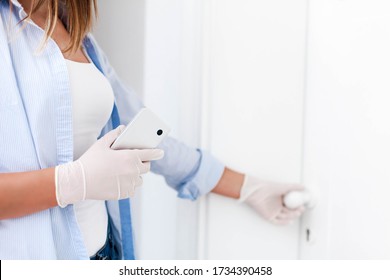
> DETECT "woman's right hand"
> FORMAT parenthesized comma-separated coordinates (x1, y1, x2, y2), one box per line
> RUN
(55, 125, 164, 207)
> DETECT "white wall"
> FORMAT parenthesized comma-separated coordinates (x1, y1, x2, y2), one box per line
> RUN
(94, 0, 145, 95)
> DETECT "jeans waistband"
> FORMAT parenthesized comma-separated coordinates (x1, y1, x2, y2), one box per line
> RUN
(90, 215, 119, 260)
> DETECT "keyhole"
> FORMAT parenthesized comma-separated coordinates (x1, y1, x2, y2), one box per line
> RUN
(306, 228, 310, 242)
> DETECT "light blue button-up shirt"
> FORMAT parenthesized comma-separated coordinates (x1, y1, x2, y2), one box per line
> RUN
(0, 0, 225, 260)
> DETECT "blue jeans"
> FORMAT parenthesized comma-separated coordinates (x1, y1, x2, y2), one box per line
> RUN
(90, 216, 120, 260)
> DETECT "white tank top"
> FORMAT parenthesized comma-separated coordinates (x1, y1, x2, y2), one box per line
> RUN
(65, 58, 115, 257)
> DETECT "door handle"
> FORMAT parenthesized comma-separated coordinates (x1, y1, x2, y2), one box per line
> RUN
(283, 190, 316, 209)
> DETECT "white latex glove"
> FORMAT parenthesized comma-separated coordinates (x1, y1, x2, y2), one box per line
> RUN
(239, 175, 305, 225)
(55, 125, 164, 207)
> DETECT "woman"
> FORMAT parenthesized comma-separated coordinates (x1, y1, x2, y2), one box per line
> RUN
(0, 0, 305, 260)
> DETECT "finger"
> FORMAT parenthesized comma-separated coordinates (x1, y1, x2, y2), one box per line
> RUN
(102, 125, 126, 146)
(270, 217, 292, 225)
(273, 212, 301, 224)
(136, 149, 164, 161)
(276, 206, 305, 220)
(134, 176, 143, 187)
(276, 210, 303, 220)
(117, 174, 136, 199)
(281, 205, 305, 214)
(137, 161, 151, 174)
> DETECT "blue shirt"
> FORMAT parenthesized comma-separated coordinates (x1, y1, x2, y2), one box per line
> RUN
(0, 0, 225, 259)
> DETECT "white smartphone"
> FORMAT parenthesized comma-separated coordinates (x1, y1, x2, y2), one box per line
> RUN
(111, 108, 171, 150)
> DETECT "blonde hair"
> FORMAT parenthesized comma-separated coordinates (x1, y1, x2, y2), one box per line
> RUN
(14, 0, 98, 53)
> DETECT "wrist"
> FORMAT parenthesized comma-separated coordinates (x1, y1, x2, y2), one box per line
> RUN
(55, 160, 85, 207)
(211, 167, 245, 199)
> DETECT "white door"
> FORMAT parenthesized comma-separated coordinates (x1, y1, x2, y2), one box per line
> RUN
(199, 0, 308, 259)
(95, 0, 390, 260)
(301, 0, 390, 259)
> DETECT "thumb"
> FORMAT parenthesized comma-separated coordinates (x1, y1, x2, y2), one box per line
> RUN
(101, 125, 126, 147)
(136, 149, 165, 161)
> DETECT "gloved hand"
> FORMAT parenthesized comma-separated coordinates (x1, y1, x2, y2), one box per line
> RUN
(239, 175, 305, 225)
(55, 125, 164, 207)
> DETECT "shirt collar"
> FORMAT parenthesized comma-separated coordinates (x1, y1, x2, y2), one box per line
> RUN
(10, 0, 22, 8)
(9, 0, 27, 19)
(8, 0, 68, 27)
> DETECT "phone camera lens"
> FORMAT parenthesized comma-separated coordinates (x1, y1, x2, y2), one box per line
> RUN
(157, 129, 163, 136)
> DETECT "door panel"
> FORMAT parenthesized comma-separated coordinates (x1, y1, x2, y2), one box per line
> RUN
(301, 0, 390, 259)
(203, 0, 308, 259)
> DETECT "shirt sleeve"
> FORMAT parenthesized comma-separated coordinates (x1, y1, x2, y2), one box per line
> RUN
(152, 137, 225, 200)
(87, 34, 225, 200)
